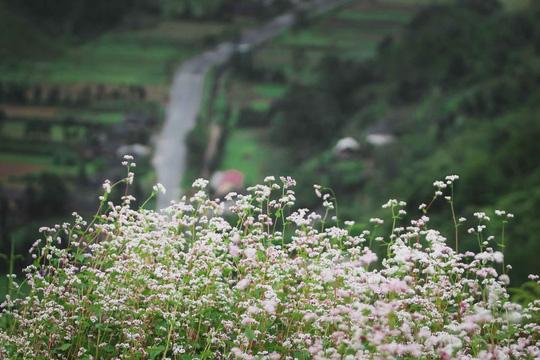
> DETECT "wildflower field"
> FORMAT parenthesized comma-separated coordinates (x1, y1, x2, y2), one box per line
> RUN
(0, 158, 538, 359)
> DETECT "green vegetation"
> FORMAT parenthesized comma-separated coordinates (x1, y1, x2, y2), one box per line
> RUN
(207, 0, 425, 192)
(176, 0, 540, 289)
(253, 83, 287, 98)
(333, 8, 413, 23)
(219, 128, 284, 185)
(0, 28, 202, 85)
(218, 0, 540, 284)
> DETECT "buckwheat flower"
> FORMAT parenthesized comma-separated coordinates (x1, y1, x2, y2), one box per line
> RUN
(498, 274, 510, 285)
(192, 178, 209, 189)
(320, 268, 335, 283)
(468, 227, 475, 234)
(505, 310, 522, 324)
(445, 175, 459, 183)
(359, 249, 378, 266)
(247, 306, 261, 315)
(506, 213, 514, 219)
(435, 190, 443, 196)
(370, 218, 384, 225)
(244, 247, 257, 260)
(382, 199, 398, 208)
(280, 176, 296, 188)
(102, 180, 112, 194)
(398, 209, 407, 216)
(313, 184, 322, 198)
(152, 183, 166, 194)
(126, 172, 134, 185)
(236, 278, 250, 290)
(262, 299, 277, 314)
(433, 180, 447, 189)
(123, 154, 134, 161)
(459, 217, 467, 223)
(419, 203, 427, 210)
(229, 244, 240, 257)
(304, 312, 317, 322)
(474, 212, 490, 221)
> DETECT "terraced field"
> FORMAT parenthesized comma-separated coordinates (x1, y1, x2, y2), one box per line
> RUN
(0, 16, 247, 181)
(216, 0, 426, 186)
(0, 11, 254, 278)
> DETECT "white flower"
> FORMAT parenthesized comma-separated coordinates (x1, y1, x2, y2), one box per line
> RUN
(229, 244, 240, 258)
(244, 248, 257, 260)
(320, 269, 335, 283)
(152, 183, 166, 194)
(498, 274, 510, 285)
(313, 184, 322, 198)
(236, 278, 250, 290)
(433, 180, 447, 189)
(262, 299, 277, 314)
(102, 180, 112, 194)
(192, 178, 209, 189)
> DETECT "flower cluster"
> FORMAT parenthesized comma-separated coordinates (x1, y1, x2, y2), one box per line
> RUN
(0, 169, 539, 359)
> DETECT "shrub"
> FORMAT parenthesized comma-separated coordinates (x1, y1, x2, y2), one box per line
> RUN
(0, 161, 539, 359)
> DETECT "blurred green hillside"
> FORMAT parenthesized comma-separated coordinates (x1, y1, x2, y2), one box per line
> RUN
(212, 0, 540, 284)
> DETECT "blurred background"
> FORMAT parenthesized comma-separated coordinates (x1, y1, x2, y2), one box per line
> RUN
(0, 0, 539, 300)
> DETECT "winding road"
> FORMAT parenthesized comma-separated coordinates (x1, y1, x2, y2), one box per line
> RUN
(153, 1, 348, 208)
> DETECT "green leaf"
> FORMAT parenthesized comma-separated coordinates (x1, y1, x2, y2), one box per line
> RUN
(58, 343, 71, 351)
(148, 345, 166, 359)
(245, 327, 256, 340)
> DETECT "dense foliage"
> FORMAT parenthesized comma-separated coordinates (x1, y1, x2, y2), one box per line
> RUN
(0, 162, 539, 358)
(265, 1, 540, 284)
(1, 0, 294, 43)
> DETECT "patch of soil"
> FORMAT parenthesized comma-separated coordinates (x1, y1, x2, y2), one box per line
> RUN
(0, 104, 60, 118)
(0, 162, 44, 179)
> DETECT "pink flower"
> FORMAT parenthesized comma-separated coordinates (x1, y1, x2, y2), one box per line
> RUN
(236, 278, 250, 290)
(262, 299, 277, 314)
(244, 248, 257, 260)
(229, 244, 240, 257)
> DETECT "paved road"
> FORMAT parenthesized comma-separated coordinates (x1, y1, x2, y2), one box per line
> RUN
(153, 1, 348, 208)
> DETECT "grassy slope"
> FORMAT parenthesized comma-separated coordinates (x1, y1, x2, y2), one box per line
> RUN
(261, 2, 540, 283)
(0, 21, 229, 85)
(220, 0, 423, 187)
(0, 10, 239, 179)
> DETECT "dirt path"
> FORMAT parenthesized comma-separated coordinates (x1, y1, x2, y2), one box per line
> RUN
(152, 1, 349, 208)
